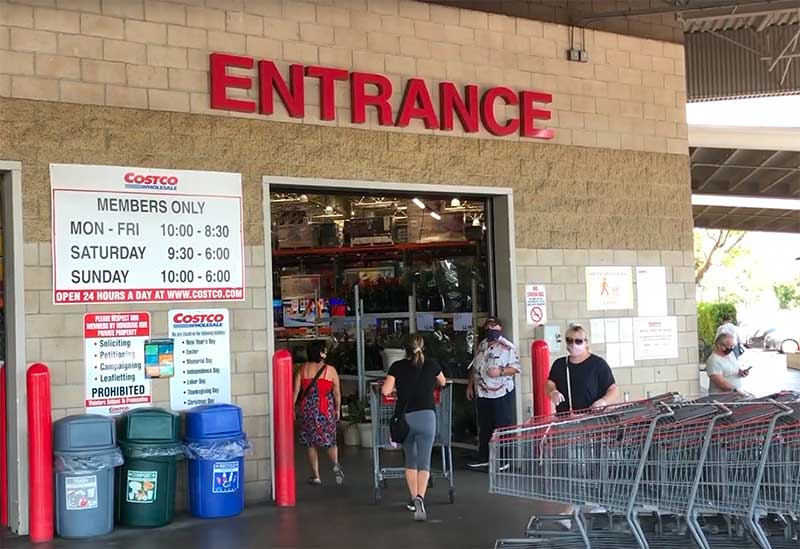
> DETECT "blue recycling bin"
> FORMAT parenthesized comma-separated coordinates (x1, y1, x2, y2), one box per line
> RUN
(184, 403, 250, 518)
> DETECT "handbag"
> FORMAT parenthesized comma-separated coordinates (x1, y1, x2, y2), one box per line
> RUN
(389, 365, 422, 444)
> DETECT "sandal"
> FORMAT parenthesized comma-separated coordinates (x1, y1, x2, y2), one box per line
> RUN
(333, 463, 344, 485)
(307, 476, 321, 485)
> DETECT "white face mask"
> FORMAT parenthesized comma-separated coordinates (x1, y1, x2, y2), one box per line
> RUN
(567, 343, 587, 357)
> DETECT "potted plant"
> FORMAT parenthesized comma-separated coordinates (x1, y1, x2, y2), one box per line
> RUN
(348, 398, 373, 448)
(379, 332, 407, 373)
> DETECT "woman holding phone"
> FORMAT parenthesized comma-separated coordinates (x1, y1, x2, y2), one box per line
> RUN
(707, 332, 750, 394)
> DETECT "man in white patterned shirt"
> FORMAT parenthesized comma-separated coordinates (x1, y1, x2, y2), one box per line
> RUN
(466, 317, 520, 470)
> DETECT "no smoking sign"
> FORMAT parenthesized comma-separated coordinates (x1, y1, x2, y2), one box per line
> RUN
(525, 284, 547, 326)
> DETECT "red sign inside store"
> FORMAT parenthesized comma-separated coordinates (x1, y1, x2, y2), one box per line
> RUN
(209, 53, 555, 139)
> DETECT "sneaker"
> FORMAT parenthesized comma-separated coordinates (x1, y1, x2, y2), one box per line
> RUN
(333, 463, 344, 485)
(467, 461, 489, 470)
(413, 496, 426, 521)
(406, 498, 416, 512)
(307, 477, 321, 486)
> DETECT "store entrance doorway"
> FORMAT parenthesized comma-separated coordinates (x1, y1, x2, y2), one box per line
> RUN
(262, 177, 518, 491)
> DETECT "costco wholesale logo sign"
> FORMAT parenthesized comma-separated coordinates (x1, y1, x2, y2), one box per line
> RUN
(124, 172, 179, 191)
(208, 53, 555, 139)
(172, 312, 225, 328)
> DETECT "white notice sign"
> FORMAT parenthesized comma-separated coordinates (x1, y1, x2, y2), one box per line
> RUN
(586, 267, 634, 311)
(525, 284, 547, 325)
(636, 266, 668, 317)
(84, 312, 151, 416)
(50, 164, 244, 304)
(634, 316, 679, 360)
(169, 309, 232, 411)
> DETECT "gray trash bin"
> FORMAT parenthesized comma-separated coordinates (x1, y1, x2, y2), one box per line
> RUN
(54, 414, 123, 539)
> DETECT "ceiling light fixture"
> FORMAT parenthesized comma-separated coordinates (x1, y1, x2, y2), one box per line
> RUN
(472, 217, 481, 227)
(430, 211, 442, 221)
(325, 205, 334, 214)
(412, 198, 426, 209)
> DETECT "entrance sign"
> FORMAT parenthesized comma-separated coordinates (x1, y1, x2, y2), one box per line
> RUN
(525, 284, 547, 326)
(586, 267, 634, 311)
(84, 312, 151, 416)
(209, 53, 555, 139)
(636, 266, 668, 317)
(634, 316, 679, 360)
(51, 164, 245, 304)
(169, 309, 232, 411)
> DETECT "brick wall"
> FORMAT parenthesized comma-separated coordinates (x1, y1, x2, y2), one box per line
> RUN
(515, 247, 700, 415)
(0, 0, 688, 155)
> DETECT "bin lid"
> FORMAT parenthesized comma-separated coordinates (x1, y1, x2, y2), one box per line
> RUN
(184, 403, 244, 441)
(117, 407, 180, 445)
(53, 414, 117, 453)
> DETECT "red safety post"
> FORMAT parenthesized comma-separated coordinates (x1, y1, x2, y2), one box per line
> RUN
(0, 363, 7, 527)
(273, 350, 295, 507)
(531, 340, 552, 418)
(27, 363, 53, 543)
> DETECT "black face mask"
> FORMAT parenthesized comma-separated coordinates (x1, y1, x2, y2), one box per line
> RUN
(722, 347, 734, 355)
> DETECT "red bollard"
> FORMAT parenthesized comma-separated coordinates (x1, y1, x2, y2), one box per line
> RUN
(0, 363, 7, 527)
(27, 363, 53, 543)
(272, 350, 295, 507)
(531, 340, 552, 418)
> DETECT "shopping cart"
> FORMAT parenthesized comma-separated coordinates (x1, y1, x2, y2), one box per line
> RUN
(491, 393, 800, 549)
(369, 380, 454, 504)
(490, 401, 675, 548)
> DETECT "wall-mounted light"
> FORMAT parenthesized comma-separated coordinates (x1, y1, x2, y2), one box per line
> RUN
(430, 211, 442, 221)
(472, 217, 481, 227)
(325, 205, 334, 214)
(412, 198, 426, 209)
(450, 198, 461, 207)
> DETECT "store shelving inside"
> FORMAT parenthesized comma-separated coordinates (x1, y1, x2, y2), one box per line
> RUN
(270, 188, 496, 448)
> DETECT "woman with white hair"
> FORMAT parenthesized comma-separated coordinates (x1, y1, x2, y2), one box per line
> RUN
(707, 332, 750, 393)
(546, 324, 619, 412)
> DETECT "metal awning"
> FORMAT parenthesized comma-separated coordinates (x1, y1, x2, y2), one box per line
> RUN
(693, 204, 800, 232)
(691, 147, 800, 198)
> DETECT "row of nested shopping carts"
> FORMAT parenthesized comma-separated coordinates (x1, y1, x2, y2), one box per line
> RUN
(489, 391, 800, 549)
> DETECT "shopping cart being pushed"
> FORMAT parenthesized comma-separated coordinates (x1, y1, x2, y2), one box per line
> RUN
(369, 381, 454, 504)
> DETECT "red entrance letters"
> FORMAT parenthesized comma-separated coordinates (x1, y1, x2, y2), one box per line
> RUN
(209, 53, 554, 139)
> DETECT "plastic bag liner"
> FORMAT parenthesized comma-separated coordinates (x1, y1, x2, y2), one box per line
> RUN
(184, 438, 252, 460)
(54, 448, 124, 474)
(120, 443, 185, 459)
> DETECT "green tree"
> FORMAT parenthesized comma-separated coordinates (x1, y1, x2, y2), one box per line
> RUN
(773, 281, 800, 309)
(694, 229, 747, 286)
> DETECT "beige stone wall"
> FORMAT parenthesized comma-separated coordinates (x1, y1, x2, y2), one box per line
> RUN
(515, 247, 700, 415)
(0, 0, 688, 154)
(0, 97, 692, 250)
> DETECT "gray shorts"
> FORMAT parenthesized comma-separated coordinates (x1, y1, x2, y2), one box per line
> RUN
(402, 410, 436, 472)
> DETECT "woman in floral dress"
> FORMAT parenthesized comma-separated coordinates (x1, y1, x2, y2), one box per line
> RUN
(292, 341, 344, 485)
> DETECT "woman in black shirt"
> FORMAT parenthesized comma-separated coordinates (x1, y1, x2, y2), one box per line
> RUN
(546, 324, 619, 412)
(382, 334, 446, 521)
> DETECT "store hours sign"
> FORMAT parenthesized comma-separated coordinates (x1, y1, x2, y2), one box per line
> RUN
(50, 164, 245, 304)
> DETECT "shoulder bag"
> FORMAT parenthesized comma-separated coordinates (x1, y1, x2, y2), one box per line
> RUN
(389, 364, 423, 444)
(296, 365, 327, 407)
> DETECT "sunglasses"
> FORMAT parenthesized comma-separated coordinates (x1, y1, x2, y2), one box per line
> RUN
(565, 337, 585, 345)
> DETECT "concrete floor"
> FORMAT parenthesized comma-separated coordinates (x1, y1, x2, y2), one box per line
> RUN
(2, 446, 544, 549)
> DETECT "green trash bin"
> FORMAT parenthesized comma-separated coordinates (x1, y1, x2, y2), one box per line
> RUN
(115, 408, 183, 527)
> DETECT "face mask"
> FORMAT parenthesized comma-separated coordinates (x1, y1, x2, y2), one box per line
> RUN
(486, 330, 501, 342)
(721, 347, 733, 356)
(568, 343, 587, 357)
